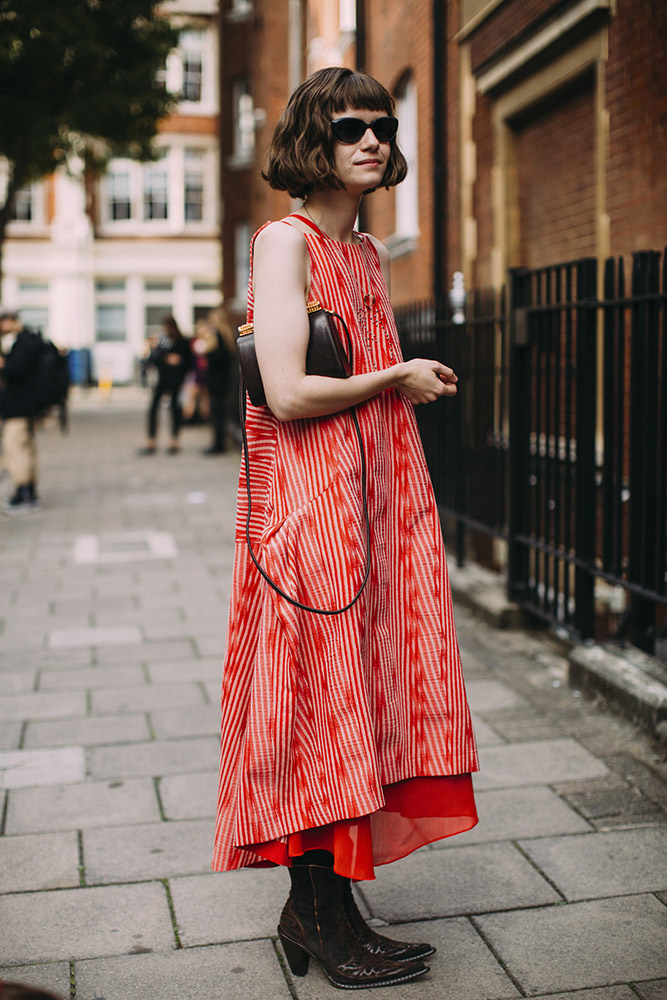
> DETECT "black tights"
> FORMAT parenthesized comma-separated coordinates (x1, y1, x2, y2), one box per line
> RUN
(292, 849, 334, 868)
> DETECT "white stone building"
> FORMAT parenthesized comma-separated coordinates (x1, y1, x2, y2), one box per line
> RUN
(0, 0, 221, 384)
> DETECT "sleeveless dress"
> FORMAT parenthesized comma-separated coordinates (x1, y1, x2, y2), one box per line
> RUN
(212, 216, 479, 881)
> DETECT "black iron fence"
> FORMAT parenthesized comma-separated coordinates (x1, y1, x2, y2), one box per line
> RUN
(395, 249, 667, 659)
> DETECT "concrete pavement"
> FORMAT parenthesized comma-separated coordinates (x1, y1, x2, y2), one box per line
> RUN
(1, 390, 666, 1000)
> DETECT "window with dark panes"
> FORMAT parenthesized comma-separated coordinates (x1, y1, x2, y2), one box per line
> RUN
(181, 31, 204, 102)
(108, 170, 132, 221)
(143, 156, 169, 220)
(10, 187, 32, 221)
(184, 148, 205, 221)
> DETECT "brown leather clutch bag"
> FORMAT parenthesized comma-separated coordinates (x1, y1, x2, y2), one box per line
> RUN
(236, 299, 369, 615)
(237, 300, 352, 407)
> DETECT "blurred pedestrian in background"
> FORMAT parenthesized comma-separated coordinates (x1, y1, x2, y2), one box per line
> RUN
(181, 321, 210, 427)
(0, 308, 43, 515)
(139, 314, 193, 455)
(200, 306, 235, 454)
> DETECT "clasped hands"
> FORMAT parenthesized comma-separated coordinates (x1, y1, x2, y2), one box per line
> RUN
(395, 357, 458, 404)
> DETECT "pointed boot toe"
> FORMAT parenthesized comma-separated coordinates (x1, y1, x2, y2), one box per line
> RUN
(343, 881, 436, 962)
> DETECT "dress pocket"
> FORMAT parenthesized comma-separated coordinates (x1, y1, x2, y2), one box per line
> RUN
(260, 466, 367, 614)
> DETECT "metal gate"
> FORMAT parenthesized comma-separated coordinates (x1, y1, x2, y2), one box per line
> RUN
(396, 249, 667, 656)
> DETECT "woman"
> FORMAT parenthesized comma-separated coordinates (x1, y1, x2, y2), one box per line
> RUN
(139, 314, 193, 455)
(201, 307, 234, 454)
(212, 67, 479, 990)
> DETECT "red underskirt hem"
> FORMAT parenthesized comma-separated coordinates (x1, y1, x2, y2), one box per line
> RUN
(243, 774, 478, 881)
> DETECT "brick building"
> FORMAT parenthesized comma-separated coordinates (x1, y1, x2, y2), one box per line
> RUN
(219, 0, 665, 311)
(1, 0, 222, 383)
(456, 0, 667, 291)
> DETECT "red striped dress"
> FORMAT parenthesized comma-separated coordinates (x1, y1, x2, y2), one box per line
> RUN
(212, 216, 479, 881)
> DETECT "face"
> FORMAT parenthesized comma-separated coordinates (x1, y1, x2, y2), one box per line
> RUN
(0, 316, 21, 336)
(331, 107, 394, 193)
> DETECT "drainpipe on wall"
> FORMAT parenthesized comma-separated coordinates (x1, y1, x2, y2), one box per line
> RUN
(288, 0, 303, 94)
(356, 0, 368, 231)
(355, 0, 367, 72)
(433, 0, 447, 299)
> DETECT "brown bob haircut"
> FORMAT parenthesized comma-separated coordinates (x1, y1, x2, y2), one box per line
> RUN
(263, 67, 408, 199)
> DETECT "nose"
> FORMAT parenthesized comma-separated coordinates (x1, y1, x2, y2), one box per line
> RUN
(360, 126, 379, 149)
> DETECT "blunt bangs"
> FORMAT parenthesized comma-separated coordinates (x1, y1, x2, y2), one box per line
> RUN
(262, 67, 408, 200)
(326, 70, 393, 117)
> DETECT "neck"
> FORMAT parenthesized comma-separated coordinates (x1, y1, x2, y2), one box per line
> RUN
(302, 191, 362, 243)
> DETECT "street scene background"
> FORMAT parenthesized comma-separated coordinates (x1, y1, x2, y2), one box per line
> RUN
(1, 0, 667, 996)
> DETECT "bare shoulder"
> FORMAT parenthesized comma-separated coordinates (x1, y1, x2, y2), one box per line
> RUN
(253, 221, 310, 299)
(365, 233, 390, 267)
(254, 220, 308, 261)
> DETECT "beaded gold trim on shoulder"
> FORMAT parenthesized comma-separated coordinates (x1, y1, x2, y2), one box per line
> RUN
(239, 300, 322, 336)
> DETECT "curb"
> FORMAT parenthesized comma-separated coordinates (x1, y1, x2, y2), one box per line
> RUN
(569, 643, 667, 742)
(448, 561, 524, 630)
(448, 561, 667, 742)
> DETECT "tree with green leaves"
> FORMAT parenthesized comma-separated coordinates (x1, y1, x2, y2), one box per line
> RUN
(0, 0, 179, 280)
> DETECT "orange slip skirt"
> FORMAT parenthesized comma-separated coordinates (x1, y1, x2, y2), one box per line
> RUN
(246, 773, 477, 882)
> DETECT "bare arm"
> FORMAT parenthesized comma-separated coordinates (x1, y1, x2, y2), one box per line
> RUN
(252, 223, 457, 422)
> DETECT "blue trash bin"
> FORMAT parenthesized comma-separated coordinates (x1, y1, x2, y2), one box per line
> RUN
(68, 348, 92, 385)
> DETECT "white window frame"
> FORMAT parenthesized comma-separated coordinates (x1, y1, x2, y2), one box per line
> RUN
(339, 0, 356, 32)
(232, 219, 251, 311)
(184, 148, 206, 222)
(230, 78, 255, 167)
(95, 293, 128, 343)
(143, 153, 170, 222)
(106, 168, 132, 222)
(98, 141, 218, 236)
(386, 74, 420, 257)
(166, 23, 218, 116)
(1, 166, 48, 235)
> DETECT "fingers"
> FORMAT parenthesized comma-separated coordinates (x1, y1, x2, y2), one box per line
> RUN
(434, 363, 458, 383)
(398, 358, 459, 404)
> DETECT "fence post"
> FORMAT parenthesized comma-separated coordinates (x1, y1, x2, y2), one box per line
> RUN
(573, 258, 598, 640)
(628, 250, 661, 653)
(507, 269, 531, 602)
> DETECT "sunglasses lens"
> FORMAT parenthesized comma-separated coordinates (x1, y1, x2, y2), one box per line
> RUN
(331, 117, 398, 143)
(373, 117, 398, 142)
(331, 119, 365, 143)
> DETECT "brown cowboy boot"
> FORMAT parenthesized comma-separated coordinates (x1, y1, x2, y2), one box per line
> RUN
(278, 865, 429, 990)
(342, 878, 436, 962)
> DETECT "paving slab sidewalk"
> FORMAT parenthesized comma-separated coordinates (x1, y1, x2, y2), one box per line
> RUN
(0, 396, 666, 1000)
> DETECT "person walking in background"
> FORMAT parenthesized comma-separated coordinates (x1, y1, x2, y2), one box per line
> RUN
(0, 308, 43, 515)
(139, 314, 193, 455)
(181, 321, 210, 427)
(201, 306, 235, 454)
(212, 67, 478, 990)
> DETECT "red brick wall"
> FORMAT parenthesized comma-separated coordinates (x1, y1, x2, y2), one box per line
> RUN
(464, 0, 666, 286)
(249, 0, 293, 231)
(469, 0, 572, 74)
(515, 84, 596, 268)
(471, 90, 494, 288)
(363, 0, 434, 304)
(220, 0, 292, 316)
(605, 0, 667, 255)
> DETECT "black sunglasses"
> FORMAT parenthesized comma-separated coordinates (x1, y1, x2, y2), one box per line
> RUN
(330, 116, 399, 144)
